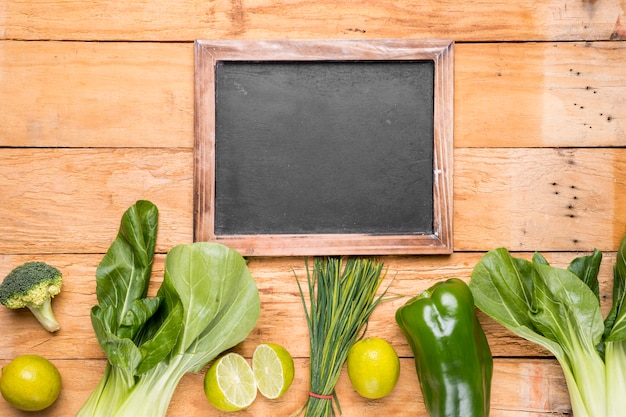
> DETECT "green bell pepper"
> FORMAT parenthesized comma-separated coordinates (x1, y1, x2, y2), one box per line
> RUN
(395, 278, 493, 417)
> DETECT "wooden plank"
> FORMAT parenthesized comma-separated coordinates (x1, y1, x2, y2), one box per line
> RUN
(0, 252, 593, 416)
(0, 148, 194, 254)
(0, 357, 572, 417)
(0, 41, 193, 148)
(0, 251, 617, 361)
(0, 249, 579, 414)
(1, 41, 624, 149)
(456, 41, 626, 148)
(2, 3, 622, 417)
(1, 147, 626, 254)
(454, 147, 626, 251)
(1, 0, 624, 41)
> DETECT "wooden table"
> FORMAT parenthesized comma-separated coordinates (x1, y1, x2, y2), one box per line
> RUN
(1, 0, 625, 415)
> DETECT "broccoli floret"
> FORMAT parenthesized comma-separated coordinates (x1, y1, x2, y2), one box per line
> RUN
(0, 261, 63, 332)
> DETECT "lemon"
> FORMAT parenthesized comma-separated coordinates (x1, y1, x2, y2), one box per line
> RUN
(346, 337, 400, 399)
(0, 354, 62, 411)
(252, 343, 294, 399)
(204, 352, 257, 412)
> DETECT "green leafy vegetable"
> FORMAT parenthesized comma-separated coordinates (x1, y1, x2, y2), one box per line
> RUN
(469, 239, 626, 417)
(76, 200, 260, 417)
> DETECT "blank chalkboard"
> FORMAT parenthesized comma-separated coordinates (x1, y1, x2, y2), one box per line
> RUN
(194, 39, 454, 256)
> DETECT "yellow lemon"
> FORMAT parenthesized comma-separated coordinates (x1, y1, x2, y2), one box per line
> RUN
(0, 354, 62, 411)
(252, 343, 294, 399)
(204, 352, 257, 412)
(347, 337, 400, 399)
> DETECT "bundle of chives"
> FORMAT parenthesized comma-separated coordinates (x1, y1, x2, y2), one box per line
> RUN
(296, 257, 387, 417)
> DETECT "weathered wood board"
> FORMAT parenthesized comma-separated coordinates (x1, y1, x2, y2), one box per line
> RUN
(1, 0, 624, 41)
(0, 252, 611, 416)
(2, 252, 616, 361)
(1, 0, 625, 415)
(1, 148, 625, 254)
(1, 42, 624, 149)
(0, 357, 571, 417)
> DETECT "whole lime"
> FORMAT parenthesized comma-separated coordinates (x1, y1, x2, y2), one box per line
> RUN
(0, 354, 62, 411)
(347, 337, 400, 399)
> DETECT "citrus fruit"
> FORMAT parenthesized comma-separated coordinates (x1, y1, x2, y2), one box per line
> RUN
(346, 337, 400, 399)
(252, 343, 294, 399)
(0, 354, 62, 411)
(204, 352, 257, 412)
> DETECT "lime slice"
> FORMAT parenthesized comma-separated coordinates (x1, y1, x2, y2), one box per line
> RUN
(204, 353, 257, 412)
(252, 343, 295, 399)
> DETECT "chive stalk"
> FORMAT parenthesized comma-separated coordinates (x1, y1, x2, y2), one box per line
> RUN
(295, 257, 387, 417)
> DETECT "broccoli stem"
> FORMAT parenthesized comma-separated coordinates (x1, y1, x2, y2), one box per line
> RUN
(27, 298, 60, 332)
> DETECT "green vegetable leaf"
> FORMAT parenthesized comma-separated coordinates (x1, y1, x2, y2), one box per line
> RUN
(606, 235, 626, 341)
(91, 305, 142, 372)
(529, 263, 606, 417)
(469, 248, 607, 417)
(119, 297, 162, 340)
(469, 250, 571, 370)
(78, 201, 261, 417)
(95, 200, 158, 331)
(136, 301, 183, 374)
(531, 263, 604, 348)
(468, 248, 536, 331)
(532, 252, 549, 266)
(567, 249, 602, 302)
(89, 200, 160, 376)
(157, 243, 261, 367)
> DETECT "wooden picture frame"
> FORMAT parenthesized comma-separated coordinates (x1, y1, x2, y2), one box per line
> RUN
(194, 39, 454, 256)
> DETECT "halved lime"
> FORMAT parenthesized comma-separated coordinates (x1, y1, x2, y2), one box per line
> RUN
(252, 343, 294, 399)
(204, 353, 257, 412)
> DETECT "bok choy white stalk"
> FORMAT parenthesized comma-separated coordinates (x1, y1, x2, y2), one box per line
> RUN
(469, 233, 626, 417)
(76, 200, 260, 417)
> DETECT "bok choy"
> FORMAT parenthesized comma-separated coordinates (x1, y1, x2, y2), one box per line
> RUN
(468, 235, 626, 417)
(76, 200, 260, 417)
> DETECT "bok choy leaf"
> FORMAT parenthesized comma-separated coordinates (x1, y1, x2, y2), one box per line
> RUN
(76, 200, 260, 417)
(469, 245, 622, 417)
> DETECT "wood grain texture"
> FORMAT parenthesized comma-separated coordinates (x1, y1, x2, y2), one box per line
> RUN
(1, 41, 623, 149)
(1, 1, 625, 415)
(0, 41, 193, 148)
(2, 147, 626, 254)
(454, 147, 626, 251)
(455, 41, 626, 148)
(0, 357, 572, 417)
(0, 251, 593, 416)
(0, 148, 194, 254)
(0, 251, 616, 360)
(0, 0, 624, 41)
